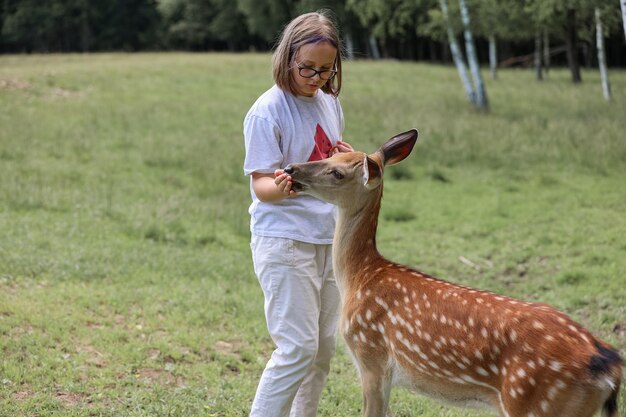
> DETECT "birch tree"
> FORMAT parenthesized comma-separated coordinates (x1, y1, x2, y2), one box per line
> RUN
(439, 0, 475, 105)
(595, 7, 611, 100)
(459, 0, 488, 109)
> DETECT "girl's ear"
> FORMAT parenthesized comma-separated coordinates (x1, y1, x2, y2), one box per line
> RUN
(363, 155, 382, 190)
(380, 129, 419, 166)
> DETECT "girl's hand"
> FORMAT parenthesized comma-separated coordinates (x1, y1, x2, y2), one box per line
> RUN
(274, 169, 297, 196)
(331, 140, 354, 155)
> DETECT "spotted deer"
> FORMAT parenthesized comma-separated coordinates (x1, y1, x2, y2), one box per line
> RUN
(284, 129, 622, 417)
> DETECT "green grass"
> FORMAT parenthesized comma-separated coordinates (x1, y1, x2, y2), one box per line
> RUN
(0, 53, 625, 416)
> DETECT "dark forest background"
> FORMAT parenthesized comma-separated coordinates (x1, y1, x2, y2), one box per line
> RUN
(1, 0, 625, 68)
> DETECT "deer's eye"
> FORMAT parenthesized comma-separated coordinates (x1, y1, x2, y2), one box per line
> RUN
(330, 170, 344, 180)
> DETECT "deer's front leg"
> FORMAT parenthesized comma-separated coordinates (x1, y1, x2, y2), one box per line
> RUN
(360, 366, 392, 417)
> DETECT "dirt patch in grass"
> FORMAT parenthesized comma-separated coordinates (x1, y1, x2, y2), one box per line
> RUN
(0, 78, 30, 90)
(133, 368, 186, 387)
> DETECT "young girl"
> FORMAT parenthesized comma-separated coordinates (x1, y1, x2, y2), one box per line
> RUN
(243, 10, 353, 417)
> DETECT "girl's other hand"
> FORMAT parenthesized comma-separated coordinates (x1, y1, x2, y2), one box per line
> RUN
(332, 140, 354, 155)
(274, 169, 297, 196)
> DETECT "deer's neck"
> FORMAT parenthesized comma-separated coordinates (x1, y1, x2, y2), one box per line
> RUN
(332, 188, 385, 299)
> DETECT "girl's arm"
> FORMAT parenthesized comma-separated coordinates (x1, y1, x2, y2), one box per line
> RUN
(251, 170, 296, 202)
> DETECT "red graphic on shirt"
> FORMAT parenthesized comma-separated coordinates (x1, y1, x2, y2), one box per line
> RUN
(308, 124, 334, 162)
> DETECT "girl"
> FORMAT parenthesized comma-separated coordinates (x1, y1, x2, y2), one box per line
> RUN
(243, 10, 353, 417)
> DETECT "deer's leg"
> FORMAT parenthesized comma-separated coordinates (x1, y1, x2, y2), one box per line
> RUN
(359, 365, 392, 417)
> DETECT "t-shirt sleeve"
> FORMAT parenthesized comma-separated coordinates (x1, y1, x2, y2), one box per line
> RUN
(243, 114, 283, 176)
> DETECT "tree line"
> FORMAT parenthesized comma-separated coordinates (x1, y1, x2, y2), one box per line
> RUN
(1, 0, 624, 69)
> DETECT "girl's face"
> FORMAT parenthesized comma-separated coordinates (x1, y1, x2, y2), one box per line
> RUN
(291, 41, 337, 97)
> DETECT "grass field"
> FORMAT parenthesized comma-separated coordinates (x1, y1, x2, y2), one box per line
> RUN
(0, 53, 625, 416)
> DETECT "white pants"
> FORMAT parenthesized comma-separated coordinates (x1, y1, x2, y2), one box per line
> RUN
(249, 235, 340, 417)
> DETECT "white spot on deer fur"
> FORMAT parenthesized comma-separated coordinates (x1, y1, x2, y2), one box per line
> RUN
(375, 297, 389, 311)
(356, 314, 366, 327)
(517, 368, 526, 378)
(533, 320, 545, 330)
(359, 331, 367, 343)
(440, 314, 447, 324)
(468, 317, 475, 327)
(547, 386, 558, 400)
(476, 366, 489, 376)
(516, 387, 524, 395)
(355, 290, 361, 299)
(541, 401, 549, 412)
(423, 332, 432, 342)
(474, 350, 483, 360)
(549, 361, 562, 372)
(510, 388, 517, 398)
(489, 364, 499, 374)
(387, 311, 398, 325)
(538, 358, 546, 367)
(476, 298, 484, 304)
(510, 329, 518, 342)
(481, 327, 488, 338)
(365, 309, 372, 321)
(529, 377, 536, 386)
(555, 379, 566, 389)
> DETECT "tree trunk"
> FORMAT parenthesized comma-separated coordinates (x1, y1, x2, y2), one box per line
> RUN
(368, 34, 381, 60)
(543, 30, 550, 78)
(439, 0, 475, 105)
(345, 33, 355, 60)
(595, 8, 611, 100)
(534, 31, 543, 81)
(459, 0, 488, 109)
(620, 0, 626, 40)
(565, 8, 582, 83)
(488, 34, 497, 80)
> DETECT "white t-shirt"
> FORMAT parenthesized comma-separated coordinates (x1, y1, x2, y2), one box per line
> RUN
(243, 85, 344, 244)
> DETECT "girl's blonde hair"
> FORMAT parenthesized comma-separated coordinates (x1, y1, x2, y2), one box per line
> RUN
(272, 11, 343, 97)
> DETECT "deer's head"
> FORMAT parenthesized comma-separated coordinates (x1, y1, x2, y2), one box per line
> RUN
(285, 129, 419, 208)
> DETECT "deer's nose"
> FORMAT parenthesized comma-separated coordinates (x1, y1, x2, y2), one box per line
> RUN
(284, 165, 294, 174)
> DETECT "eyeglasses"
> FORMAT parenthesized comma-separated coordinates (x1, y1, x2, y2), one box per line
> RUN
(295, 63, 337, 80)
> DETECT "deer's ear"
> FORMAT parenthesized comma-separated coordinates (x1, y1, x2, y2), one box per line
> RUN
(363, 155, 382, 190)
(380, 129, 419, 166)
